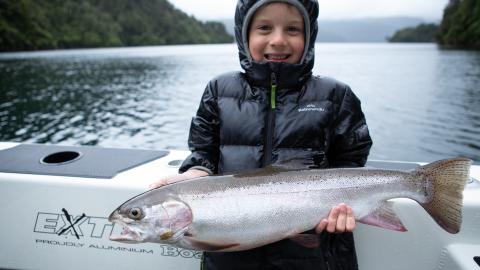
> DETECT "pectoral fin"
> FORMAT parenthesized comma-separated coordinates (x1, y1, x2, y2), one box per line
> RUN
(359, 202, 407, 232)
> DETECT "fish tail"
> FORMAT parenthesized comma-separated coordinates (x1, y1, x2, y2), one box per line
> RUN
(416, 157, 471, 234)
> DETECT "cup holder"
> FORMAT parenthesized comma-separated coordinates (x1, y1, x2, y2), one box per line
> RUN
(40, 151, 82, 165)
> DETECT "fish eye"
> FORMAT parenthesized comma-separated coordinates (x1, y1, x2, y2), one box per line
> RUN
(128, 207, 143, 220)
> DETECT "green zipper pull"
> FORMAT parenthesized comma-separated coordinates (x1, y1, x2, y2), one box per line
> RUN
(271, 72, 277, 110)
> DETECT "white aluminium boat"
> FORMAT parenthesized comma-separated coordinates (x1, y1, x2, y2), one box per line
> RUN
(0, 142, 479, 270)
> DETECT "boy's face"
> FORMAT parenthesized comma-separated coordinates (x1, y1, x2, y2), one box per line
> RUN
(248, 3, 305, 64)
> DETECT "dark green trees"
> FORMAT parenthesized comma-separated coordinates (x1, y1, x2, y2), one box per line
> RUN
(388, 24, 439, 42)
(388, 0, 479, 49)
(0, 0, 233, 52)
(437, 0, 480, 50)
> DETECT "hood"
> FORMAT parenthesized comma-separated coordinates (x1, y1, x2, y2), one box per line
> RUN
(234, 0, 319, 88)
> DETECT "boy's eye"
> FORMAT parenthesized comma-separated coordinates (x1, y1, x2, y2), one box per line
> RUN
(257, 25, 272, 31)
(287, 26, 302, 33)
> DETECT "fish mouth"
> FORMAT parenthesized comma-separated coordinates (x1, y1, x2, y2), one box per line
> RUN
(108, 209, 143, 243)
(109, 226, 142, 243)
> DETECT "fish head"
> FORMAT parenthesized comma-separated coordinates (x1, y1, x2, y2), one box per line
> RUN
(109, 194, 192, 244)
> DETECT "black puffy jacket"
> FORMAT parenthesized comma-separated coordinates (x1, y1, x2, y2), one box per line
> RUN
(179, 0, 372, 269)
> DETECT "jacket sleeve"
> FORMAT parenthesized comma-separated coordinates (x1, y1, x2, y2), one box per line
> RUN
(179, 80, 220, 174)
(327, 85, 372, 168)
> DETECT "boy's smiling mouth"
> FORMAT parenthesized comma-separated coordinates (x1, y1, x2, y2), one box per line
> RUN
(264, 53, 291, 62)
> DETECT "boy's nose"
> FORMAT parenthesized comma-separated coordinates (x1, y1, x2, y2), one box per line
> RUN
(269, 30, 287, 46)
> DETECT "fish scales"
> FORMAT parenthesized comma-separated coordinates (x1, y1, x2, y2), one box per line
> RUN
(169, 169, 420, 249)
(109, 158, 471, 251)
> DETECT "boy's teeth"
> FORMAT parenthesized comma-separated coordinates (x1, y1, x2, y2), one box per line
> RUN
(267, 54, 288, 60)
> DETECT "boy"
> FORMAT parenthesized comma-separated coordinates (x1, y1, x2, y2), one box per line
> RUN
(151, 0, 372, 269)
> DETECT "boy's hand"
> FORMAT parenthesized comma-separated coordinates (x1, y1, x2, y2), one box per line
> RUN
(315, 203, 355, 233)
(149, 169, 209, 189)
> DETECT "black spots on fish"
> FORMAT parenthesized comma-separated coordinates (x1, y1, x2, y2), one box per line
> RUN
(353, 170, 372, 184)
(269, 180, 286, 186)
(234, 166, 287, 178)
(422, 183, 429, 197)
(410, 172, 433, 200)
(417, 157, 471, 234)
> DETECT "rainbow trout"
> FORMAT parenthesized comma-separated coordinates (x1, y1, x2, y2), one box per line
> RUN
(109, 158, 471, 251)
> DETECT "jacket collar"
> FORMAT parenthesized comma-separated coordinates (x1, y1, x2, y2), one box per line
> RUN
(244, 60, 313, 89)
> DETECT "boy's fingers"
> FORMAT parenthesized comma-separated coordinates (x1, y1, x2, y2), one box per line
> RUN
(335, 204, 347, 233)
(149, 174, 186, 189)
(149, 169, 208, 190)
(315, 219, 328, 234)
(326, 206, 340, 233)
(149, 179, 168, 189)
(346, 206, 356, 232)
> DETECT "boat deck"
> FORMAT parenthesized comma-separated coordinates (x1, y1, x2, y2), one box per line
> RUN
(0, 142, 478, 270)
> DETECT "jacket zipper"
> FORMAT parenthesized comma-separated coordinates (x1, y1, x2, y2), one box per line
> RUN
(264, 72, 277, 166)
(270, 72, 277, 110)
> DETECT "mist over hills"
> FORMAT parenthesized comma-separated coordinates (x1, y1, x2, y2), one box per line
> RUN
(222, 17, 430, 42)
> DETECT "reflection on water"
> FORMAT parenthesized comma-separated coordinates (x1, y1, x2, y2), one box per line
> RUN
(0, 45, 239, 149)
(0, 44, 479, 163)
(424, 51, 480, 158)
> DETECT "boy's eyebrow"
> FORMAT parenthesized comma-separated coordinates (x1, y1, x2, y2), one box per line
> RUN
(250, 18, 271, 24)
(287, 20, 304, 26)
(251, 18, 303, 25)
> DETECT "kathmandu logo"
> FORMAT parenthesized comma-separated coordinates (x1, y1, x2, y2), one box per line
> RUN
(298, 104, 325, 112)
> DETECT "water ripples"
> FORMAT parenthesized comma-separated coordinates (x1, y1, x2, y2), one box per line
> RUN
(1, 44, 479, 163)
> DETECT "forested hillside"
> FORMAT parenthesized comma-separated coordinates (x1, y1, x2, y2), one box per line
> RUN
(437, 0, 480, 50)
(0, 0, 233, 52)
(388, 24, 439, 42)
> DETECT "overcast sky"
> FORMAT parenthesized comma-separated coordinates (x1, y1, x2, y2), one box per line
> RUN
(168, 0, 449, 21)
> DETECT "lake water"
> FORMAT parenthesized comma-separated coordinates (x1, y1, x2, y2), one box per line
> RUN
(1, 43, 479, 163)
